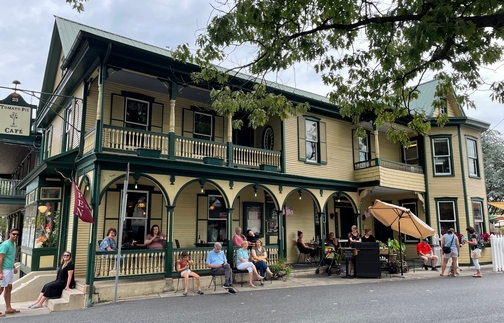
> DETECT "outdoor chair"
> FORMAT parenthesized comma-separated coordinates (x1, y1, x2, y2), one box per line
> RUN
(175, 274, 195, 293)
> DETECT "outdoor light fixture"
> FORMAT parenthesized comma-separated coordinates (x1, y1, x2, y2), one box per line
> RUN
(298, 188, 303, 200)
(38, 205, 48, 213)
(199, 179, 206, 193)
(138, 202, 145, 208)
(253, 184, 259, 198)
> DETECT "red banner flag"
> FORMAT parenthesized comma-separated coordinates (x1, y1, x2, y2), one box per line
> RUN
(73, 180, 94, 223)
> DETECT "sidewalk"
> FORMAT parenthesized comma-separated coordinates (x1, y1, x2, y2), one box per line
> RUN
(0, 264, 496, 318)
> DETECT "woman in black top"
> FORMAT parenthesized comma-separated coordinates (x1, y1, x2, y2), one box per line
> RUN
(348, 225, 361, 246)
(361, 228, 376, 242)
(29, 251, 76, 309)
(296, 231, 317, 263)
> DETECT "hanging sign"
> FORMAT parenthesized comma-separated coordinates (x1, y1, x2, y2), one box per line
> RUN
(0, 93, 35, 137)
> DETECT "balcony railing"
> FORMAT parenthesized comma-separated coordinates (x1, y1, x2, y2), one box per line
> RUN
(233, 146, 281, 169)
(174, 136, 227, 161)
(354, 158, 423, 174)
(102, 125, 169, 155)
(0, 179, 25, 197)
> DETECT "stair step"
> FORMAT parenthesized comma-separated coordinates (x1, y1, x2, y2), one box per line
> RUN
(47, 289, 85, 312)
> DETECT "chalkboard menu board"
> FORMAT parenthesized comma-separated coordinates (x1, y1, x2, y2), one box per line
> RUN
(341, 248, 355, 260)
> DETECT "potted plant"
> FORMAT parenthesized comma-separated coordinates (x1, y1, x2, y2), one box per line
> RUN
(387, 238, 406, 257)
(269, 258, 293, 280)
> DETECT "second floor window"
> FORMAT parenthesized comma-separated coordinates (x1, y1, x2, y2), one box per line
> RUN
(466, 138, 479, 177)
(125, 98, 149, 130)
(194, 111, 213, 140)
(65, 106, 74, 151)
(298, 116, 327, 164)
(45, 127, 53, 159)
(358, 134, 369, 162)
(432, 138, 452, 175)
(403, 140, 419, 165)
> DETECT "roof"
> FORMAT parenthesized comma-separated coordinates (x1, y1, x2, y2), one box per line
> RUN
(409, 79, 465, 117)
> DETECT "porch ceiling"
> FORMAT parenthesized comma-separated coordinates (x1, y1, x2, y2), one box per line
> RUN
(0, 143, 31, 175)
(0, 205, 24, 216)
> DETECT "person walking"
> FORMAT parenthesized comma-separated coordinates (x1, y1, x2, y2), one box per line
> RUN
(0, 228, 21, 316)
(440, 228, 460, 277)
(466, 226, 483, 277)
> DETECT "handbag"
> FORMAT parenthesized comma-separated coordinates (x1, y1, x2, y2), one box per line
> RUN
(443, 235, 455, 254)
(471, 249, 482, 259)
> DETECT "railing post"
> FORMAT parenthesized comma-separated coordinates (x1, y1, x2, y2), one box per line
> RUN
(226, 208, 234, 264)
(168, 133, 175, 160)
(227, 142, 234, 167)
(166, 206, 175, 278)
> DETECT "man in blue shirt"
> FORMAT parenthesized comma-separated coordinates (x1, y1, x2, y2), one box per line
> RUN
(206, 242, 236, 293)
(0, 228, 20, 316)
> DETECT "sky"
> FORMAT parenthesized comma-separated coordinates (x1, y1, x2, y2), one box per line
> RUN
(1, 0, 503, 132)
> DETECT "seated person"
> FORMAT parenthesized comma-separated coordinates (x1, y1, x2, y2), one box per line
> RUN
(237, 241, 263, 288)
(324, 232, 339, 257)
(206, 242, 236, 293)
(296, 231, 317, 263)
(29, 251, 76, 309)
(416, 238, 439, 271)
(143, 225, 166, 249)
(361, 228, 376, 242)
(233, 226, 246, 247)
(246, 229, 258, 249)
(100, 228, 118, 251)
(251, 239, 276, 284)
(176, 251, 203, 296)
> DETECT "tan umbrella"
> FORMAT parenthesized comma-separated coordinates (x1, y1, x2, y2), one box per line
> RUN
(367, 199, 435, 239)
(489, 202, 504, 211)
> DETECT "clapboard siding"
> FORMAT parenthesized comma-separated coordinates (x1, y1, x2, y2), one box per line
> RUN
(173, 183, 200, 248)
(378, 134, 402, 161)
(48, 109, 64, 157)
(85, 81, 98, 131)
(284, 198, 316, 263)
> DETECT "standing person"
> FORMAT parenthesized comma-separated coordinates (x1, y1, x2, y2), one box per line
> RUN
(347, 225, 361, 276)
(143, 225, 166, 249)
(0, 228, 20, 316)
(440, 228, 460, 277)
(236, 241, 263, 288)
(232, 227, 246, 247)
(29, 251, 76, 309)
(246, 229, 258, 249)
(416, 239, 439, 271)
(361, 228, 376, 242)
(466, 227, 483, 277)
(176, 252, 203, 296)
(206, 242, 236, 294)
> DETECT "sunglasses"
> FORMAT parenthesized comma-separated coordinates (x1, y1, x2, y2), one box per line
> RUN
(11, 233, 19, 236)
(63, 254, 70, 257)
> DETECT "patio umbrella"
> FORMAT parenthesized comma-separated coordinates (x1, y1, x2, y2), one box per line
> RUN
(489, 202, 504, 210)
(367, 199, 435, 275)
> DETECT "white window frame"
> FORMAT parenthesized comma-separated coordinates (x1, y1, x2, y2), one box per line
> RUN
(433, 138, 452, 175)
(305, 119, 319, 163)
(437, 200, 456, 233)
(65, 106, 74, 151)
(473, 200, 484, 234)
(207, 194, 227, 242)
(124, 97, 150, 130)
(358, 134, 369, 162)
(403, 140, 419, 165)
(466, 138, 479, 177)
(45, 126, 53, 159)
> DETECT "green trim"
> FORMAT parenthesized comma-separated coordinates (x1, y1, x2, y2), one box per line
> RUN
(429, 134, 455, 177)
(166, 206, 175, 278)
(470, 197, 486, 233)
(59, 181, 71, 259)
(430, 117, 490, 132)
(21, 246, 58, 271)
(78, 80, 89, 157)
(464, 135, 481, 179)
(168, 132, 175, 160)
(87, 162, 101, 307)
(226, 208, 234, 264)
(227, 142, 234, 168)
(281, 120, 286, 174)
(457, 126, 470, 250)
(422, 135, 431, 226)
(61, 103, 68, 154)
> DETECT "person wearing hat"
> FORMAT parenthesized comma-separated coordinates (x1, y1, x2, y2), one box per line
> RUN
(416, 238, 439, 271)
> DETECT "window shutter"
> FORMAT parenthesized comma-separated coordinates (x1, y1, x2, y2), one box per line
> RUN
(214, 115, 224, 142)
(151, 102, 163, 132)
(298, 116, 306, 161)
(319, 120, 327, 164)
(183, 109, 194, 138)
(111, 94, 125, 123)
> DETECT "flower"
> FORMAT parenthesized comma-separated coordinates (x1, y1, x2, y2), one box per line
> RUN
(35, 236, 47, 248)
(480, 233, 490, 243)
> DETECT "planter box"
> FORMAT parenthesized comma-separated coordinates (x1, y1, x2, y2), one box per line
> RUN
(137, 148, 161, 158)
(203, 157, 224, 166)
(259, 164, 278, 172)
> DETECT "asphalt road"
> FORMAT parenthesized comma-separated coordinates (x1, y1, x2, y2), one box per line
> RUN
(7, 272, 503, 323)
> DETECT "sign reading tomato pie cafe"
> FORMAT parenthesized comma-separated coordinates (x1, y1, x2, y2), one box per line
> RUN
(0, 92, 35, 137)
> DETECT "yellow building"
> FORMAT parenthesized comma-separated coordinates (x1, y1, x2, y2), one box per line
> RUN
(14, 17, 490, 300)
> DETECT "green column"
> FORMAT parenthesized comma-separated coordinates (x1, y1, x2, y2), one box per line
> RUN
(86, 163, 101, 307)
(166, 206, 175, 278)
(226, 208, 234, 264)
(277, 209, 284, 259)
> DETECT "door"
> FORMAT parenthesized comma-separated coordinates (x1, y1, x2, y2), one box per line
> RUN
(265, 204, 279, 245)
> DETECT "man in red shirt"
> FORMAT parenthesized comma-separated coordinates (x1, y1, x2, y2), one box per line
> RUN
(416, 238, 438, 271)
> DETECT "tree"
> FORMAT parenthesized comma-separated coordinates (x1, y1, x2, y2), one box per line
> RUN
(66, 0, 87, 12)
(174, 0, 504, 144)
(481, 129, 504, 214)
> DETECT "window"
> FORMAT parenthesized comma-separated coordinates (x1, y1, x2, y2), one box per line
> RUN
(432, 138, 452, 175)
(401, 201, 419, 242)
(473, 200, 484, 234)
(65, 105, 74, 151)
(298, 116, 327, 164)
(403, 140, 419, 165)
(122, 191, 149, 244)
(45, 127, 53, 159)
(466, 138, 479, 177)
(437, 200, 457, 232)
(194, 111, 213, 140)
(125, 98, 149, 130)
(207, 195, 227, 242)
(358, 134, 370, 162)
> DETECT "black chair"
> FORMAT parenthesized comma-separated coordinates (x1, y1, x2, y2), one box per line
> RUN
(208, 273, 224, 291)
(175, 274, 195, 293)
(296, 242, 310, 263)
(175, 239, 180, 248)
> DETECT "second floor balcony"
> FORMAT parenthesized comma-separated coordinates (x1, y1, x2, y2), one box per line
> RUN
(0, 179, 26, 200)
(354, 158, 425, 192)
(83, 125, 282, 171)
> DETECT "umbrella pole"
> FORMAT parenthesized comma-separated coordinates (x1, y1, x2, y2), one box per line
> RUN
(399, 217, 403, 276)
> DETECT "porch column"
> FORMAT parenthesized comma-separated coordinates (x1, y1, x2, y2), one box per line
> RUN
(165, 205, 175, 278)
(226, 208, 234, 264)
(86, 162, 101, 307)
(226, 114, 234, 167)
(277, 210, 284, 259)
(373, 124, 380, 159)
(319, 212, 325, 260)
(168, 82, 178, 160)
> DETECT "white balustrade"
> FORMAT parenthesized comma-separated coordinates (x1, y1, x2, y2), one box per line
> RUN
(491, 234, 504, 272)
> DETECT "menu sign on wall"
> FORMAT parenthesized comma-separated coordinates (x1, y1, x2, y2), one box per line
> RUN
(0, 103, 31, 136)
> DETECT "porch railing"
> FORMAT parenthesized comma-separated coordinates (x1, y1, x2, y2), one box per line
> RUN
(0, 179, 25, 196)
(94, 250, 166, 279)
(102, 125, 169, 155)
(354, 158, 423, 174)
(233, 146, 281, 169)
(83, 127, 96, 155)
(174, 136, 227, 161)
